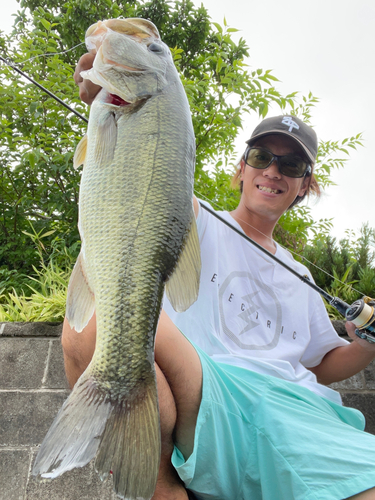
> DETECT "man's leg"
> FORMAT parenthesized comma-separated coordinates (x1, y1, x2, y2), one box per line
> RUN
(61, 310, 202, 499)
(347, 488, 375, 499)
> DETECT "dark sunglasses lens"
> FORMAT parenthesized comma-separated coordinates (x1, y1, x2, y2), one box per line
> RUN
(279, 156, 307, 178)
(246, 148, 309, 178)
(246, 148, 273, 169)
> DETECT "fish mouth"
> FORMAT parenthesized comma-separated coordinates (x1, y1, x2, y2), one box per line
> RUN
(106, 93, 132, 106)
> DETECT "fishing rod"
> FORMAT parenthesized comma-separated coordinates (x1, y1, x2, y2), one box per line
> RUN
(198, 204, 375, 344)
(3, 56, 375, 343)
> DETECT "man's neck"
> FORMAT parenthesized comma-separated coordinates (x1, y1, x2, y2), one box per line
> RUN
(229, 207, 277, 254)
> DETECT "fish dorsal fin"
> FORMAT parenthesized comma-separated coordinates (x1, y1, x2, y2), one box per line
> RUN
(73, 134, 88, 169)
(165, 214, 201, 312)
(94, 112, 117, 166)
(66, 251, 95, 332)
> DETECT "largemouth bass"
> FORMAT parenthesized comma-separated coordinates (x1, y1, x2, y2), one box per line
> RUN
(32, 18, 201, 499)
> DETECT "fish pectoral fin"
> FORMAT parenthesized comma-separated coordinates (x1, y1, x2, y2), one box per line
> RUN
(66, 252, 95, 332)
(166, 214, 201, 312)
(94, 111, 117, 166)
(73, 134, 88, 169)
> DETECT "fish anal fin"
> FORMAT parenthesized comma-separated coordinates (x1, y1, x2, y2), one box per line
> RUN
(94, 112, 117, 166)
(66, 252, 95, 333)
(166, 214, 201, 312)
(73, 134, 88, 170)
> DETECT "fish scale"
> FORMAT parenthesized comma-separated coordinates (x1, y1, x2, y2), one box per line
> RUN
(32, 17, 201, 500)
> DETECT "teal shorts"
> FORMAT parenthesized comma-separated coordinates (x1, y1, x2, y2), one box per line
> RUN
(172, 343, 375, 500)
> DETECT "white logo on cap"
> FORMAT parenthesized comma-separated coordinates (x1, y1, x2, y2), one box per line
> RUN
(282, 116, 299, 133)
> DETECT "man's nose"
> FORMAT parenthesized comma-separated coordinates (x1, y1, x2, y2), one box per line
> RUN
(263, 159, 281, 178)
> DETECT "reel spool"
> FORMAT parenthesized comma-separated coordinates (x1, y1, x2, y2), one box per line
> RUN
(346, 297, 375, 344)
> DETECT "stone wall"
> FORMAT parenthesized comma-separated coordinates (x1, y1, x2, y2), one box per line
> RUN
(1, 321, 374, 500)
(0, 322, 116, 500)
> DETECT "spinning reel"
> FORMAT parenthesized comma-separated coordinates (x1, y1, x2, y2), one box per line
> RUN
(345, 297, 375, 344)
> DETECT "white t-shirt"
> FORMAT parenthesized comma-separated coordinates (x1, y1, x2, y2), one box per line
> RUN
(163, 201, 348, 404)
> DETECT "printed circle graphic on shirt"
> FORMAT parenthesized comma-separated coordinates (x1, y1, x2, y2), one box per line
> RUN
(218, 271, 282, 350)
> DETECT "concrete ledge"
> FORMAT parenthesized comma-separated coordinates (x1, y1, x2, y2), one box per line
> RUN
(0, 322, 63, 337)
(341, 393, 375, 434)
(331, 319, 348, 336)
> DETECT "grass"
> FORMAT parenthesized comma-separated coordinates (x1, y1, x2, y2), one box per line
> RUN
(0, 260, 71, 323)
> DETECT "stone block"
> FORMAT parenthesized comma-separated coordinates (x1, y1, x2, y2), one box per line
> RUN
(44, 339, 70, 390)
(27, 454, 117, 500)
(0, 322, 62, 338)
(331, 320, 347, 337)
(0, 449, 30, 500)
(342, 393, 375, 435)
(330, 372, 365, 391)
(0, 338, 49, 389)
(0, 391, 69, 446)
(364, 359, 375, 390)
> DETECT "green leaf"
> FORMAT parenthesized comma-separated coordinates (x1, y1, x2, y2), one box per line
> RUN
(212, 22, 223, 34)
(40, 18, 51, 30)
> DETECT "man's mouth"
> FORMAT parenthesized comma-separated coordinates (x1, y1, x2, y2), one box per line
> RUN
(257, 185, 282, 194)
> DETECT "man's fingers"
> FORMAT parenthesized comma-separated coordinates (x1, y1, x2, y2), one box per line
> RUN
(346, 321, 375, 351)
(73, 52, 96, 84)
(74, 52, 102, 105)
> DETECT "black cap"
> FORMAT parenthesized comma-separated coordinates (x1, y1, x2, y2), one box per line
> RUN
(246, 115, 318, 164)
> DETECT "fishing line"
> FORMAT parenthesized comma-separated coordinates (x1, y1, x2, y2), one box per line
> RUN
(196, 197, 375, 344)
(0, 50, 360, 292)
(0, 53, 361, 291)
(0, 54, 88, 123)
(17, 42, 86, 65)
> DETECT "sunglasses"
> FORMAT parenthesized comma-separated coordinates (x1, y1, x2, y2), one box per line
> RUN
(244, 147, 311, 178)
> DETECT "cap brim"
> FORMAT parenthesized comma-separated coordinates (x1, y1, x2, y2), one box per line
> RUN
(247, 130, 315, 164)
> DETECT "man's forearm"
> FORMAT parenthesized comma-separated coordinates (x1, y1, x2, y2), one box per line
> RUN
(310, 340, 375, 386)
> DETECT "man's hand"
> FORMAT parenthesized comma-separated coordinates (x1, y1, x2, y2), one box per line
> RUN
(74, 52, 102, 105)
(346, 321, 375, 352)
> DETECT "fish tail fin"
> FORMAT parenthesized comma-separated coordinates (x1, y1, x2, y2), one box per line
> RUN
(95, 381, 161, 500)
(32, 369, 161, 500)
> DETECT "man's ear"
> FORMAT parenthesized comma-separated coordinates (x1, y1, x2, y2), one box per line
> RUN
(298, 176, 309, 197)
(240, 159, 246, 179)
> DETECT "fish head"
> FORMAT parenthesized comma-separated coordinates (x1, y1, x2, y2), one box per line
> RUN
(81, 18, 178, 105)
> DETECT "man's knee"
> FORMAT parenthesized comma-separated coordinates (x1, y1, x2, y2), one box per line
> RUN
(155, 363, 177, 452)
(61, 315, 96, 388)
(154, 363, 188, 499)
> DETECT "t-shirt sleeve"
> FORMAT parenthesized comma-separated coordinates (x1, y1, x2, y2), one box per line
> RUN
(301, 291, 349, 368)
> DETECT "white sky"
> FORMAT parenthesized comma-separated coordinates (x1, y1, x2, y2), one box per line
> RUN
(1, 0, 375, 241)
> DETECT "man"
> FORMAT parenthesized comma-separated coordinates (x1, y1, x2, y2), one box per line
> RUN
(62, 53, 375, 499)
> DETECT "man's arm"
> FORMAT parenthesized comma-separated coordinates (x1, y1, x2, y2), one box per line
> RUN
(309, 321, 375, 385)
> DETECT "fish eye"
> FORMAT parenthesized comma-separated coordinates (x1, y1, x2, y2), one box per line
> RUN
(148, 43, 164, 54)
